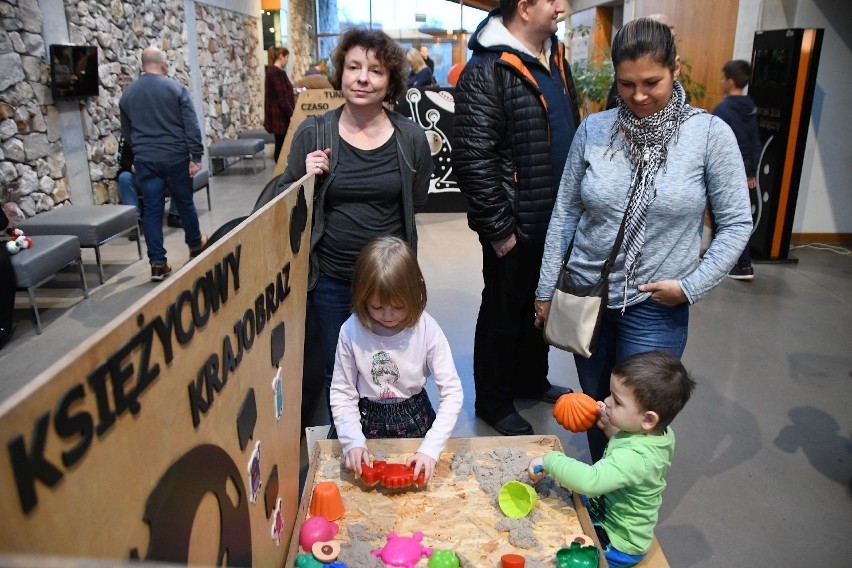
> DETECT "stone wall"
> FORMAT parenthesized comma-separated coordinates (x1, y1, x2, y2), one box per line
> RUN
(196, 3, 262, 142)
(288, 0, 316, 79)
(0, 0, 262, 222)
(0, 0, 62, 222)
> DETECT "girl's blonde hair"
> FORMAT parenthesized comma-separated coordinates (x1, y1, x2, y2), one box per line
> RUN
(351, 236, 427, 331)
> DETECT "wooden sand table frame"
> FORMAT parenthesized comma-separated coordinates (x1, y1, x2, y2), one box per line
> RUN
(287, 435, 605, 567)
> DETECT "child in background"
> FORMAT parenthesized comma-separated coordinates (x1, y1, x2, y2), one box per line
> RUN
(330, 236, 464, 483)
(528, 350, 695, 567)
(713, 59, 763, 280)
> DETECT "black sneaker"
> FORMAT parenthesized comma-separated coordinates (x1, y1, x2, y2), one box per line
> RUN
(476, 410, 534, 436)
(727, 264, 754, 281)
(167, 214, 182, 228)
(150, 263, 172, 282)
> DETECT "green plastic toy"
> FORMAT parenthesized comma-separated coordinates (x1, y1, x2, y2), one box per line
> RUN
(555, 541, 599, 567)
(428, 548, 460, 568)
(295, 552, 325, 568)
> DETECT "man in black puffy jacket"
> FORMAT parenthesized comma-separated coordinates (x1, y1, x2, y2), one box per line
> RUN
(452, 0, 580, 436)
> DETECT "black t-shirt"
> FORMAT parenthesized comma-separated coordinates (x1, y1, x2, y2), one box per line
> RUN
(316, 134, 402, 281)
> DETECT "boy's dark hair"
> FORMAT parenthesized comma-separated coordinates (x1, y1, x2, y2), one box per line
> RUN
(329, 28, 406, 105)
(612, 349, 695, 431)
(723, 59, 752, 89)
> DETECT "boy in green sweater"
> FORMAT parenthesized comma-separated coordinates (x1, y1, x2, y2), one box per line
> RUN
(528, 350, 695, 567)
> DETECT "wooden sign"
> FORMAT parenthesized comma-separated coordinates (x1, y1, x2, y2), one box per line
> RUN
(0, 175, 315, 567)
(395, 87, 466, 213)
(275, 89, 345, 176)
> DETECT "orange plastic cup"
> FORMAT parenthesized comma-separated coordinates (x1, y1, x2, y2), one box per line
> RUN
(309, 481, 345, 521)
(501, 553, 526, 568)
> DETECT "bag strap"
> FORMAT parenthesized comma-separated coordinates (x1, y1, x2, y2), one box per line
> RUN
(314, 114, 326, 153)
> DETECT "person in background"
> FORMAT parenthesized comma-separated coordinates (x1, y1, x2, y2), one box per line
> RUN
(452, 0, 581, 436)
(119, 46, 206, 282)
(535, 18, 752, 461)
(406, 47, 434, 88)
(713, 59, 761, 281)
(529, 350, 696, 567)
(0, 207, 17, 349)
(276, 28, 433, 434)
(305, 58, 328, 76)
(331, 237, 463, 483)
(116, 138, 181, 241)
(419, 45, 435, 73)
(264, 46, 296, 165)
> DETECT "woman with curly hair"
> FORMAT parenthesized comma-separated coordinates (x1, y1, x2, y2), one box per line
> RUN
(277, 29, 433, 426)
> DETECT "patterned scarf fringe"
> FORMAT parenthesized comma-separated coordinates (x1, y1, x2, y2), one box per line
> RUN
(607, 81, 705, 311)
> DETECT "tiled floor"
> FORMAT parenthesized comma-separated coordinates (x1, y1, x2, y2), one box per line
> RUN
(2, 160, 851, 566)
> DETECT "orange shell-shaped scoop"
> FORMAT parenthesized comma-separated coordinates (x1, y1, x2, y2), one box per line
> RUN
(553, 392, 598, 432)
(309, 481, 345, 521)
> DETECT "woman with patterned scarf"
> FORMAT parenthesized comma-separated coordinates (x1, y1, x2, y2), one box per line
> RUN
(534, 18, 752, 462)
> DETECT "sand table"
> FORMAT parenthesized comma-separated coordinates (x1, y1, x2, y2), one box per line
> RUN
(289, 436, 592, 567)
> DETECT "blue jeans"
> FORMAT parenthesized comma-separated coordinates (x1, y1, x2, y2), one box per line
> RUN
(135, 159, 202, 265)
(118, 171, 177, 220)
(576, 298, 689, 461)
(307, 274, 353, 431)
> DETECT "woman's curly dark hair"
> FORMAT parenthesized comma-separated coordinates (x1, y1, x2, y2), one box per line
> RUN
(329, 27, 407, 105)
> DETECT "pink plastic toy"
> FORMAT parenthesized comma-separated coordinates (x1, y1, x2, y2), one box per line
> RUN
(299, 515, 339, 552)
(372, 531, 434, 567)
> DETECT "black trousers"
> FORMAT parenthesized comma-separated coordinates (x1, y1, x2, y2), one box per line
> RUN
(273, 133, 285, 165)
(0, 246, 16, 330)
(473, 238, 551, 422)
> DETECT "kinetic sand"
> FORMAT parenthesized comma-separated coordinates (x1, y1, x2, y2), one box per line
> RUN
(287, 435, 600, 567)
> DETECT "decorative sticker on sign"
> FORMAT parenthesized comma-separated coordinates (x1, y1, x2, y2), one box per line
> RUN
(271, 497, 284, 547)
(273, 367, 284, 421)
(248, 440, 261, 504)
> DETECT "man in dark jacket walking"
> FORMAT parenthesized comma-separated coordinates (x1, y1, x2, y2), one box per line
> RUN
(452, 0, 581, 435)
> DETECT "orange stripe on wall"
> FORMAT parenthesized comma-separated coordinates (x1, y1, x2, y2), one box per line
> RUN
(771, 29, 815, 259)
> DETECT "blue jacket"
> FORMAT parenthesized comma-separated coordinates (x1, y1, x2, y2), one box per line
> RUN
(713, 95, 762, 177)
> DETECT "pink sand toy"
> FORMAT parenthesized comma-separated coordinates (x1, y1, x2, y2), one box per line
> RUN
(372, 531, 434, 567)
(299, 515, 339, 552)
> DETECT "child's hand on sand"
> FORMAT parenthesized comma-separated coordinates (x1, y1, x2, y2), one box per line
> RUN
(528, 457, 545, 483)
(345, 447, 372, 477)
(406, 452, 436, 483)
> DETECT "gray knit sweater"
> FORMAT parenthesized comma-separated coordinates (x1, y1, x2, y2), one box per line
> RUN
(119, 73, 204, 164)
(537, 109, 753, 307)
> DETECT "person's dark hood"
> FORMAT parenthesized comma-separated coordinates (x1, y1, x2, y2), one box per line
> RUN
(726, 95, 759, 121)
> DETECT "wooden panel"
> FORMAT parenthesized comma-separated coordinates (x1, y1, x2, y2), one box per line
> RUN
(634, 0, 739, 110)
(0, 175, 315, 567)
(288, 436, 609, 567)
(275, 89, 345, 176)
